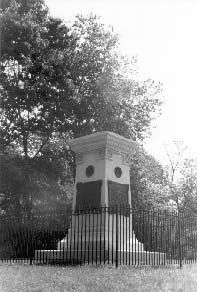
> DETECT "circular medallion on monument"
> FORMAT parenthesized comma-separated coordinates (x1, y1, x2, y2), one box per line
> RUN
(114, 167, 122, 178)
(86, 165, 94, 177)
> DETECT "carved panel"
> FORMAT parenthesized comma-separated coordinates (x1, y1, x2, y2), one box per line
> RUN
(97, 148, 113, 160)
(123, 154, 133, 165)
(107, 137, 135, 154)
(75, 153, 83, 165)
(107, 149, 113, 159)
(97, 148, 105, 159)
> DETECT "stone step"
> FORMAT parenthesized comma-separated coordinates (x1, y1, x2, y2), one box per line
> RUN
(57, 238, 144, 251)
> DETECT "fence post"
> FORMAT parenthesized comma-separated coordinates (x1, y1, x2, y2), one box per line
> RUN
(30, 214, 34, 265)
(178, 211, 183, 268)
(116, 205, 119, 268)
(26, 214, 33, 265)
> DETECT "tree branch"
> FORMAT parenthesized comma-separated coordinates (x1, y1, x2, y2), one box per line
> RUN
(33, 136, 50, 158)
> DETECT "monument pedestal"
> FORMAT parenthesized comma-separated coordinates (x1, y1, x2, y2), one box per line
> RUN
(35, 209, 166, 265)
(57, 212, 144, 252)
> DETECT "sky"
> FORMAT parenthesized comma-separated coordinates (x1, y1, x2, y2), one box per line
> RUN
(45, 0, 197, 164)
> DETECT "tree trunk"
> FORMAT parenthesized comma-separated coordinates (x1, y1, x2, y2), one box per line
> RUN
(23, 133, 28, 157)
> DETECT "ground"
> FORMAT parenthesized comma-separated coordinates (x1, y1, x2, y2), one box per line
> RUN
(0, 263, 197, 291)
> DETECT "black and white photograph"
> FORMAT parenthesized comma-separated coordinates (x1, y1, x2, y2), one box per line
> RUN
(1, 0, 197, 291)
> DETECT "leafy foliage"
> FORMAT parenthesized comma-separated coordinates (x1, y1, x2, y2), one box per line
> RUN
(163, 142, 197, 214)
(69, 15, 162, 139)
(0, 153, 73, 216)
(1, 0, 75, 156)
(176, 158, 197, 214)
(130, 148, 170, 209)
(0, 210, 70, 259)
(0, 0, 163, 215)
(1, 2, 162, 156)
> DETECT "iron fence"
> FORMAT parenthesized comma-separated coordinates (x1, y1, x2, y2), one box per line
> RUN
(0, 206, 197, 267)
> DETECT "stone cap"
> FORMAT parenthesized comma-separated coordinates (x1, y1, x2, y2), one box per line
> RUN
(68, 131, 138, 155)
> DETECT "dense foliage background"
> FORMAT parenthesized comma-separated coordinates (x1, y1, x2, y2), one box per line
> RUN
(1, 0, 197, 218)
(0, 0, 166, 216)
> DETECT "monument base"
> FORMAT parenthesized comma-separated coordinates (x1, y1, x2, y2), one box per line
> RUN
(34, 248, 166, 265)
(34, 215, 166, 265)
(56, 213, 145, 251)
(35, 212, 168, 265)
(57, 235, 144, 252)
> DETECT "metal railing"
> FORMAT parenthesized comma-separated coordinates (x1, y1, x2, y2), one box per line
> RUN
(0, 206, 197, 267)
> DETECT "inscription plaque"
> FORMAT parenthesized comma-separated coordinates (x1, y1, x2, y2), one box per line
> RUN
(108, 180, 129, 207)
(76, 180, 102, 209)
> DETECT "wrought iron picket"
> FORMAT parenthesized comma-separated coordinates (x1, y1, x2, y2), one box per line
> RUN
(1, 206, 197, 268)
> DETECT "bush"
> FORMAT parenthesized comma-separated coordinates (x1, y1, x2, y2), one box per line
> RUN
(0, 211, 70, 259)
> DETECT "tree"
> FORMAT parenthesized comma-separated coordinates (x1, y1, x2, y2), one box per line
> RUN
(163, 141, 188, 211)
(69, 15, 162, 140)
(0, 151, 73, 216)
(130, 148, 169, 209)
(1, 6, 163, 156)
(0, 0, 76, 156)
(176, 158, 197, 214)
(0, 1, 163, 215)
(0, 0, 76, 214)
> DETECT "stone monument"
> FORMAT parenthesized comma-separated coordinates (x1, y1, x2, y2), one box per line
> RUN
(57, 132, 144, 256)
(35, 131, 166, 265)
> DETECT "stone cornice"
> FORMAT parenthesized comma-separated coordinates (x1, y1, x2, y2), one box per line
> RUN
(68, 131, 138, 155)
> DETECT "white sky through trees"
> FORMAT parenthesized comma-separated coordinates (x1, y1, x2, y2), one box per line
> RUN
(45, 0, 197, 163)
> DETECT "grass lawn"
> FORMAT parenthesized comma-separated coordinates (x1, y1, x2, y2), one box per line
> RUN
(0, 263, 197, 292)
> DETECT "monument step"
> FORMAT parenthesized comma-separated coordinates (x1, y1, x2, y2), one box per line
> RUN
(57, 238, 144, 251)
